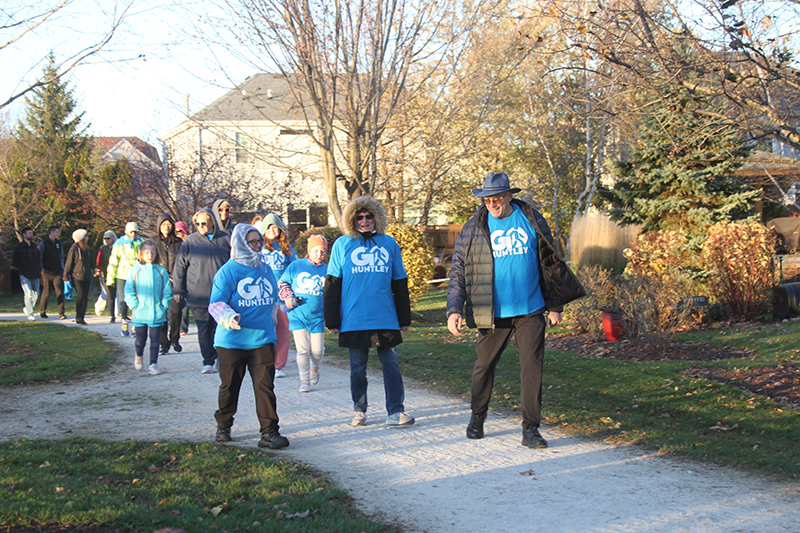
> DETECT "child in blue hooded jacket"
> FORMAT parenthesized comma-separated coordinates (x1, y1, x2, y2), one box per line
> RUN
(125, 240, 172, 375)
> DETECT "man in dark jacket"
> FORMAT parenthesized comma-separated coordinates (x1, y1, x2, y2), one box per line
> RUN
(447, 173, 584, 449)
(173, 208, 231, 373)
(154, 213, 184, 355)
(12, 227, 41, 321)
(38, 225, 67, 319)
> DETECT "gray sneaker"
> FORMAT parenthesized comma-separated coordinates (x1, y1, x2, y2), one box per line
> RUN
(386, 412, 415, 427)
(352, 411, 367, 427)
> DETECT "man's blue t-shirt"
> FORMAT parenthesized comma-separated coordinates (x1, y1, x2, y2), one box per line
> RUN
(327, 234, 406, 332)
(211, 259, 278, 350)
(280, 259, 327, 333)
(488, 204, 546, 318)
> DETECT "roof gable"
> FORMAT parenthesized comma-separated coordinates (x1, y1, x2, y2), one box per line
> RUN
(93, 137, 162, 166)
(192, 73, 306, 122)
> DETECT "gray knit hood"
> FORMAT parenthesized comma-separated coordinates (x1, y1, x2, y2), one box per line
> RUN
(230, 224, 264, 268)
(341, 195, 388, 239)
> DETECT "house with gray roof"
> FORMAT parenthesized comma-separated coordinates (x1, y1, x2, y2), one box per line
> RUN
(160, 73, 342, 236)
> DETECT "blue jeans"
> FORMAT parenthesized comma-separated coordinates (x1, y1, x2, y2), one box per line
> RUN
(193, 310, 218, 366)
(349, 345, 405, 415)
(19, 275, 40, 318)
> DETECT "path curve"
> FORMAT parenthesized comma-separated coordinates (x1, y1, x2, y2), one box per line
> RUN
(2, 313, 800, 533)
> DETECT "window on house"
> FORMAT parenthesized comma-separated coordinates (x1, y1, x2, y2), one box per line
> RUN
(235, 132, 249, 163)
(309, 203, 328, 227)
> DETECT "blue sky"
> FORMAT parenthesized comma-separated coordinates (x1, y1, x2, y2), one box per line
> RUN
(2, 0, 254, 147)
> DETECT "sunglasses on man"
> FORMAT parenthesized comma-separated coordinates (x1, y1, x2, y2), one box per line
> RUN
(356, 213, 374, 221)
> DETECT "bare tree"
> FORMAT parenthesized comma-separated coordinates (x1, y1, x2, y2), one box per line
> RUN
(1, 0, 131, 110)
(551, 0, 800, 153)
(190, 0, 493, 229)
(147, 144, 308, 232)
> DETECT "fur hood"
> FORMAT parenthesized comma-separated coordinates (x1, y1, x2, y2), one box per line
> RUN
(341, 196, 388, 239)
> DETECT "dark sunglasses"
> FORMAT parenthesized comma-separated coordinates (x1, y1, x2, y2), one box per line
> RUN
(356, 213, 374, 221)
(196, 221, 210, 227)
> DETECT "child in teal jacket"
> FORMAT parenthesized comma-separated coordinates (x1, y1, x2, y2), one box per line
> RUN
(125, 240, 172, 375)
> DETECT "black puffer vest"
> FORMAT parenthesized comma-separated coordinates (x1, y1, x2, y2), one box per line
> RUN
(447, 199, 585, 328)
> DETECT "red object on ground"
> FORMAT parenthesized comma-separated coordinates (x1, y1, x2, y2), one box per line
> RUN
(601, 310, 626, 341)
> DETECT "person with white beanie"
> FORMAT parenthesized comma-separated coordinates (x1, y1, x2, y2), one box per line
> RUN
(108, 222, 143, 336)
(63, 229, 93, 325)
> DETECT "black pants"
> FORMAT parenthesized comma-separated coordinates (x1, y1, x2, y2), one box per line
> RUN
(72, 277, 91, 321)
(135, 325, 162, 365)
(214, 344, 279, 435)
(106, 284, 117, 319)
(192, 307, 218, 366)
(472, 314, 546, 428)
(40, 270, 65, 315)
(160, 298, 183, 349)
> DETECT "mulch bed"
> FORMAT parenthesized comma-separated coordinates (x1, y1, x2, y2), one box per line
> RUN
(546, 332, 800, 409)
(683, 364, 800, 410)
(545, 332, 753, 361)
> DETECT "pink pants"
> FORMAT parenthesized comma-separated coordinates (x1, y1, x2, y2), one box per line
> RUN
(274, 306, 290, 370)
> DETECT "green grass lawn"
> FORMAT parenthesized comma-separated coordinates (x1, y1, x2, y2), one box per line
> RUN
(0, 321, 115, 386)
(326, 287, 800, 479)
(0, 438, 389, 533)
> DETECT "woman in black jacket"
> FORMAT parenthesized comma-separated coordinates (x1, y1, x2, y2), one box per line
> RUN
(64, 229, 94, 325)
(154, 213, 184, 354)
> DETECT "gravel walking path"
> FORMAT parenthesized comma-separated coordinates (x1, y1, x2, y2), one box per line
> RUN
(3, 313, 800, 532)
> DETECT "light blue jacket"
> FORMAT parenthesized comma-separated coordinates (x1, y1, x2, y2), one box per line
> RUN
(124, 262, 172, 327)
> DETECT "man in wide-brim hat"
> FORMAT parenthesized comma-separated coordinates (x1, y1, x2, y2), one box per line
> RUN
(446, 172, 585, 449)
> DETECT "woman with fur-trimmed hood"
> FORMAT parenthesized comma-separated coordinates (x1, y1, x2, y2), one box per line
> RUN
(324, 195, 415, 428)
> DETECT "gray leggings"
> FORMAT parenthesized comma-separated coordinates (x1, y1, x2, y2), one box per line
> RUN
(116, 278, 129, 320)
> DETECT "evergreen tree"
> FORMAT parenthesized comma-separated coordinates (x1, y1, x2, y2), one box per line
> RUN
(12, 54, 91, 229)
(600, 97, 760, 248)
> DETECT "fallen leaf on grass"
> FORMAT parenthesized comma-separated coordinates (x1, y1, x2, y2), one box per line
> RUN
(709, 422, 739, 431)
(210, 504, 229, 517)
(284, 510, 311, 519)
(147, 465, 160, 473)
